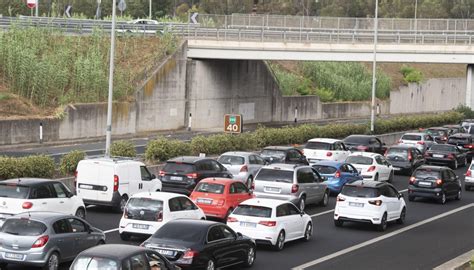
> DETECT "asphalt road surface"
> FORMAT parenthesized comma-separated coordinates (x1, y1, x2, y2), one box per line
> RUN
(6, 167, 474, 270)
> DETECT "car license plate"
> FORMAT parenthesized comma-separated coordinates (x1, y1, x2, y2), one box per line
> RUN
(197, 198, 212, 204)
(79, 184, 93, 190)
(393, 167, 401, 171)
(240, 221, 257, 228)
(264, 187, 281, 193)
(132, 223, 149, 230)
(5, 253, 23, 260)
(170, 176, 182, 181)
(418, 181, 432, 187)
(349, 202, 364, 207)
(156, 249, 175, 256)
(433, 154, 444, 158)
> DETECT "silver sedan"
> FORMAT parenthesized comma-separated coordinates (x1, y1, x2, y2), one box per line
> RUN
(217, 151, 267, 187)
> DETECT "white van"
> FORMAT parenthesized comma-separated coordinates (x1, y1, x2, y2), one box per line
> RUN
(75, 157, 162, 212)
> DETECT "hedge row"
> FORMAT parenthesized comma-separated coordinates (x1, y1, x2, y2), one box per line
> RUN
(0, 155, 55, 180)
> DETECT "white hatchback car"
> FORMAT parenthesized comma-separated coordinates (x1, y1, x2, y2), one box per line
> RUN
(465, 161, 474, 191)
(334, 180, 406, 231)
(346, 152, 394, 182)
(119, 192, 205, 240)
(304, 138, 351, 163)
(227, 198, 313, 251)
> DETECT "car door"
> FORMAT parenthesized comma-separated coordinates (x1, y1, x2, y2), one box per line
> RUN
(67, 217, 95, 254)
(139, 166, 155, 192)
(413, 149, 425, 168)
(287, 150, 307, 165)
(275, 204, 295, 239)
(52, 218, 76, 261)
(231, 182, 252, 206)
(128, 253, 150, 270)
(347, 163, 363, 181)
(30, 183, 58, 212)
(206, 225, 242, 268)
(388, 185, 404, 215)
(167, 197, 186, 220)
(379, 186, 396, 219)
(297, 168, 317, 203)
(446, 170, 459, 197)
(248, 155, 261, 178)
(374, 156, 387, 180)
(211, 160, 232, 178)
(340, 142, 351, 160)
(333, 142, 344, 161)
(286, 203, 305, 238)
(51, 182, 74, 214)
(177, 196, 201, 219)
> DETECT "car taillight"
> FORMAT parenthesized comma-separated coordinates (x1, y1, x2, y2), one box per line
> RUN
(357, 146, 368, 151)
(465, 144, 474, 149)
(326, 152, 333, 157)
(113, 175, 119, 192)
(227, 217, 238, 222)
(436, 179, 443, 186)
(258, 221, 276, 227)
(466, 170, 472, 177)
(408, 152, 413, 161)
(216, 199, 225, 206)
(22, 202, 33, 209)
(447, 154, 455, 159)
(158, 170, 165, 177)
(32, 235, 49, 248)
(291, 184, 299, 193)
(156, 211, 163, 222)
(442, 137, 447, 141)
(186, 173, 198, 179)
(409, 176, 416, 184)
(336, 196, 345, 202)
(183, 250, 199, 259)
(240, 165, 248, 172)
(251, 182, 255, 190)
(335, 170, 341, 178)
(417, 141, 425, 145)
(368, 200, 382, 206)
(367, 166, 376, 172)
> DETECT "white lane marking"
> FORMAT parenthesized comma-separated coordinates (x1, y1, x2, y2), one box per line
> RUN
(104, 228, 119, 234)
(292, 203, 474, 270)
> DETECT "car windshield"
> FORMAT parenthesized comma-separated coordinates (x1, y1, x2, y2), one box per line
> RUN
(426, 130, 445, 136)
(0, 184, 29, 199)
(312, 165, 337, 174)
(448, 137, 469, 145)
(305, 142, 331, 150)
(127, 198, 163, 211)
(255, 168, 293, 183)
(233, 205, 272, 218)
(401, 134, 422, 141)
(344, 136, 369, 144)
(415, 169, 440, 179)
(261, 149, 286, 159)
(346, 156, 373, 165)
(1, 219, 46, 236)
(195, 182, 225, 194)
(430, 144, 456, 152)
(386, 148, 408, 159)
(162, 162, 195, 174)
(217, 155, 245, 165)
(71, 257, 119, 270)
(341, 186, 379, 198)
(152, 224, 203, 243)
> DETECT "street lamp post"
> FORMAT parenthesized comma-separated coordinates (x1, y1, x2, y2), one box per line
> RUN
(105, 0, 117, 157)
(149, 0, 152, 19)
(370, 0, 379, 133)
(414, 0, 418, 41)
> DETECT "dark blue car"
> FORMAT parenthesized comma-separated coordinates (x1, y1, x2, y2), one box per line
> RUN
(312, 161, 363, 194)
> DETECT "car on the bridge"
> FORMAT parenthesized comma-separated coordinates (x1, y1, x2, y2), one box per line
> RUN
(142, 219, 256, 269)
(0, 212, 105, 270)
(334, 180, 406, 231)
(70, 244, 179, 270)
(0, 178, 86, 225)
(312, 161, 363, 194)
(252, 164, 329, 211)
(227, 198, 312, 251)
(408, 165, 462, 204)
(343, 135, 387, 155)
(119, 192, 205, 241)
(424, 143, 468, 169)
(260, 146, 309, 165)
(447, 133, 474, 162)
(464, 161, 474, 191)
(190, 178, 254, 221)
(425, 127, 450, 144)
(303, 138, 351, 164)
(159, 156, 233, 196)
(76, 157, 162, 213)
(384, 145, 425, 175)
(346, 152, 394, 182)
(397, 132, 436, 154)
(217, 151, 267, 187)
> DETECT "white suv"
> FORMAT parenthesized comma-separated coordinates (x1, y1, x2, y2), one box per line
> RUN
(303, 138, 351, 163)
(334, 180, 406, 231)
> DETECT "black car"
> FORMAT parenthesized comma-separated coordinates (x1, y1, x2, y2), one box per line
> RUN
(260, 146, 309, 165)
(159, 156, 232, 195)
(70, 244, 179, 270)
(424, 144, 468, 169)
(142, 219, 256, 270)
(343, 135, 387, 155)
(408, 166, 462, 204)
(447, 133, 474, 162)
(384, 145, 424, 175)
(443, 124, 463, 136)
(425, 127, 450, 144)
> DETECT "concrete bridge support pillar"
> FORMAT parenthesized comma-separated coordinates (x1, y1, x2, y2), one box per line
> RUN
(466, 64, 474, 108)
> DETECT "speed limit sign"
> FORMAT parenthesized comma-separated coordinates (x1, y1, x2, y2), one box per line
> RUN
(224, 114, 242, 134)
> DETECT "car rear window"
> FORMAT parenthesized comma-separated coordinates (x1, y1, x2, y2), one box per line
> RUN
(1, 219, 47, 236)
(415, 169, 440, 179)
(233, 205, 272, 218)
(430, 144, 456, 152)
(401, 134, 422, 141)
(261, 149, 286, 159)
(217, 155, 245, 165)
(162, 162, 195, 174)
(255, 168, 293, 183)
(341, 186, 379, 198)
(127, 198, 163, 211)
(195, 182, 225, 194)
(427, 130, 446, 136)
(0, 184, 29, 199)
(346, 156, 373, 165)
(152, 223, 203, 242)
(305, 142, 332, 150)
(312, 165, 337, 174)
(448, 137, 469, 145)
(386, 148, 408, 158)
(344, 136, 369, 144)
(71, 257, 119, 270)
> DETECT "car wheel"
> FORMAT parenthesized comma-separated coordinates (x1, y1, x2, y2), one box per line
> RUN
(397, 207, 406, 224)
(408, 195, 415, 202)
(455, 189, 462, 200)
(319, 191, 329, 207)
(377, 213, 388, 231)
(75, 208, 86, 219)
(120, 232, 131, 241)
(273, 231, 285, 251)
(243, 246, 256, 267)
(117, 195, 128, 213)
(206, 259, 215, 270)
(43, 252, 59, 270)
(388, 171, 394, 183)
(299, 196, 306, 211)
(97, 240, 105, 245)
(303, 222, 312, 241)
(439, 192, 447, 204)
(224, 208, 233, 221)
(374, 173, 379, 182)
(334, 219, 343, 227)
(246, 176, 253, 188)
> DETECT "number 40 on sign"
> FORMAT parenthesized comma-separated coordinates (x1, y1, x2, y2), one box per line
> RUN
(224, 114, 242, 134)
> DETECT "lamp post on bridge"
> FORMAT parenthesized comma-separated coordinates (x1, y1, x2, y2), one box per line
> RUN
(105, 0, 117, 157)
(370, 0, 379, 133)
(414, 0, 418, 42)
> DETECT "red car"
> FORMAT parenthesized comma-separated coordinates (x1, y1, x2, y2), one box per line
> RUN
(190, 178, 254, 220)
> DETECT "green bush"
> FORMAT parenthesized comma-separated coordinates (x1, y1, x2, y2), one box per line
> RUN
(145, 137, 191, 163)
(400, 65, 424, 84)
(270, 64, 314, 96)
(59, 150, 86, 176)
(110, 140, 137, 158)
(0, 157, 22, 180)
(315, 87, 335, 102)
(0, 155, 55, 180)
(454, 104, 474, 119)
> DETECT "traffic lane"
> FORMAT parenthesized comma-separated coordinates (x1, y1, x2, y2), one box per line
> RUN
(304, 205, 474, 270)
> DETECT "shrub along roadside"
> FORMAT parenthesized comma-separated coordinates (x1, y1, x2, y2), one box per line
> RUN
(110, 140, 137, 158)
(59, 150, 86, 176)
(0, 155, 55, 180)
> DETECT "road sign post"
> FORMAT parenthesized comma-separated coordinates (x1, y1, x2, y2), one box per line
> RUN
(224, 114, 242, 134)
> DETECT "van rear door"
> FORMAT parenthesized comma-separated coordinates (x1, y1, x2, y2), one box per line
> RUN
(97, 164, 116, 202)
(77, 161, 115, 202)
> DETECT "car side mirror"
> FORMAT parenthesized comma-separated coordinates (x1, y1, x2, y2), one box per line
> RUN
(300, 211, 305, 216)
(151, 174, 156, 179)
(237, 232, 243, 238)
(321, 176, 327, 181)
(398, 193, 403, 200)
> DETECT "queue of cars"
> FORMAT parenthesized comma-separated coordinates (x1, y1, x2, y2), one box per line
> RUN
(0, 123, 473, 270)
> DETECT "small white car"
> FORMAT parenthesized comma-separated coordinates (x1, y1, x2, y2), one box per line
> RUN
(304, 138, 351, 163)
(227, 198, 313, 251)
(465, 161, 474, 191)
(334, 180, 406, 231)
(346, 152, 394, 182)
(119, 192, 205, 240)
(0, 178, 86, 225)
